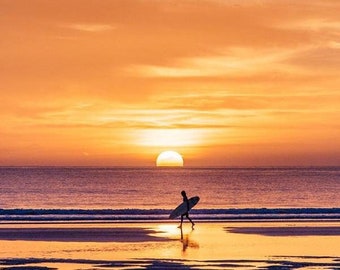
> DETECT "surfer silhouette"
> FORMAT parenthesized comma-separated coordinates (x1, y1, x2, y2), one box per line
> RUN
(179, 190, 195, 229)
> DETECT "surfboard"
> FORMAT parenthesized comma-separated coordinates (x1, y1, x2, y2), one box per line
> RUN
(169, 196, 200, 219)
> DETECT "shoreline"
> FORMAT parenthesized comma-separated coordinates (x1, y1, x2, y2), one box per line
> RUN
(1, 218, 340, 226)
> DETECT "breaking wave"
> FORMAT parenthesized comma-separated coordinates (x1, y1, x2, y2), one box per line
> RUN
(1, 208, 339, 222)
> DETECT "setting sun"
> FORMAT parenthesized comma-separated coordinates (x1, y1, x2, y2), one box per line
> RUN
(156, 151, 184, 167)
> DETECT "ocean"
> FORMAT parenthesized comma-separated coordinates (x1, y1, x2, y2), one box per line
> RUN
(0, 167, 339, 222)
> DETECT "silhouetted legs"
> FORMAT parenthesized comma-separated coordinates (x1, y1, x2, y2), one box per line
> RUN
(187, 215, 195, 228)
(179, 213, 195, 229)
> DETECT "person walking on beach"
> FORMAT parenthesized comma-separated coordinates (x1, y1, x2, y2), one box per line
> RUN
(179, 190, 195, 229)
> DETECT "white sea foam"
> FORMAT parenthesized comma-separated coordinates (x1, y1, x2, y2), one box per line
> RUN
(1, 208, 339, 222)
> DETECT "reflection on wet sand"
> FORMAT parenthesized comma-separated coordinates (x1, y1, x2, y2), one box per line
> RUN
(179, 226, 200, 253)
(153, 224, 200, 253)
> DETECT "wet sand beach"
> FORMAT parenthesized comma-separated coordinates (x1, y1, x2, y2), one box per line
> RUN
(0, 227, 165, 243)
(0, 221, 339, 269)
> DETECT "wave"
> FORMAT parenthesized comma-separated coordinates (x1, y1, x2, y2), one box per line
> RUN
(1, 208, 340, 222)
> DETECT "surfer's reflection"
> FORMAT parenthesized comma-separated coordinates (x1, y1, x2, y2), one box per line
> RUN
(180, 226, 199, 253)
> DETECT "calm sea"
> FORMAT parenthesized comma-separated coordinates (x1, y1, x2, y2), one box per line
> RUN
(0, 167, 339, 221)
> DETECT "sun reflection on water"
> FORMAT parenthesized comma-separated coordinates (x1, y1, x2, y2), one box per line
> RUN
(152, 224, 200, 255)
(154, 224, 180, 239)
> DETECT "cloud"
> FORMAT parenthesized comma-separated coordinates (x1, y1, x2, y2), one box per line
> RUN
(287, 47, 340, 71)
(1, 0, 340, 165)
(155, 92, 340, 111)
(278, 18, 340, 32)
(127, 47, 309, 78)
(62, 23, 116, 32)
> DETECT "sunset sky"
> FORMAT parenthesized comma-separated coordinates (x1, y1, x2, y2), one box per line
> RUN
(1, 0, 339, 166)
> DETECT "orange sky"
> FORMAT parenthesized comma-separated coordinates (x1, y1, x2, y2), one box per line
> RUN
(1, 0, 339, 166)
